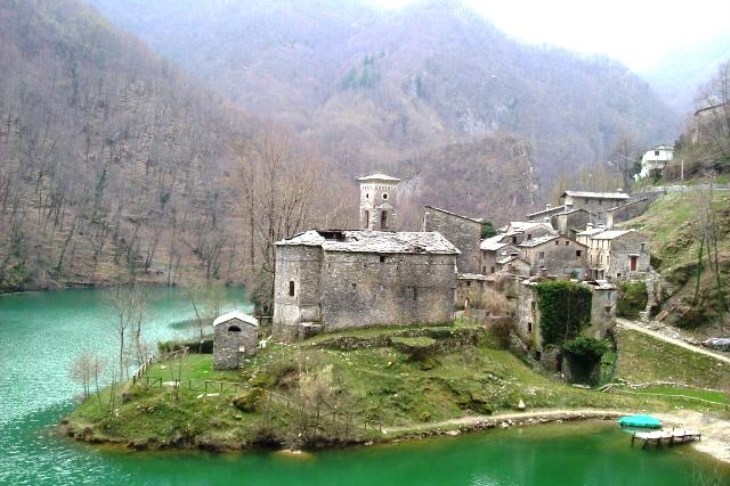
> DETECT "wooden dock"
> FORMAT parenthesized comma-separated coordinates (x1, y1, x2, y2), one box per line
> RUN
(631, 428, 702, 449)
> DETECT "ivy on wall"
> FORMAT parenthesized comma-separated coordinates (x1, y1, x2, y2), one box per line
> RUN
(535, 280, 592, 346)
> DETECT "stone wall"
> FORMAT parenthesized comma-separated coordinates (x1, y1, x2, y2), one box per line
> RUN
(272, 245, 323, 338)
(516, 282, 541, 351)
(588, 286, 617, 338)
(319, 252, 456, 330)
(553, 210, 590, 238)
(213, 319, 258, 370)
(423, 208, 481, 274)
(522, 237, 587, 278)
(609, 232, 650, 279)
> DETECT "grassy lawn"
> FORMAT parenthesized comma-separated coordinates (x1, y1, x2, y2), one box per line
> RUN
(629, 385, 729, 404)
(615, 328, 730, 391)
(144, 354, 239, 382)
(66, 323, 730, 450)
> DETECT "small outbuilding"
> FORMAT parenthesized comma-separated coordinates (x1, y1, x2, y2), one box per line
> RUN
(213, 311, 259, 370)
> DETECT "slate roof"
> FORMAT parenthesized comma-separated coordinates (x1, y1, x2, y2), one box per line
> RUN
(356, 173, 401, 183)
(526, 205, 567, 219)
(589, 229, 636, 240)
(562, 190, 630, 200)
(424, 206, 482, 224)
(576, 227, 606, 237)
(506, 221, 555, 234)
(277, 230, 460, 255)
(519, 234, 560, 248)
(480, 234, 508, 251)
(213, 311, 258, 328)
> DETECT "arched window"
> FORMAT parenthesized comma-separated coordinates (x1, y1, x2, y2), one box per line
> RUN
(381, 210, 388, 230)
(228, 325, 241, 332)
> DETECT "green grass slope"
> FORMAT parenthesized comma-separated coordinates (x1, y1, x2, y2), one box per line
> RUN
(622, 191, 730, 331)
(64, 325, 726, 452)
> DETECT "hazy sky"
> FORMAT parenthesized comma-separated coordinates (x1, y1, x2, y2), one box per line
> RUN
(366, 0, 730, 71)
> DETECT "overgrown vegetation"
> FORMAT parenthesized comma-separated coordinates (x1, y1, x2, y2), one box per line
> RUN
(65, 324, 683, 451)
(563, 337, 610, 385)
(617, 281, 648, 319)
(624, 191, 730, 330)
(535, 281, 592, 346)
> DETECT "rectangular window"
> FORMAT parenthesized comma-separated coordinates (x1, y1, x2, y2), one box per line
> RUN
(576, 250, 582, 257)
(539, 252, 545, 259)
(379, 255, 386, 263)
(289, 281, 295, 297)
(555, 240, 559, 245)
(641, 243, 646, 252)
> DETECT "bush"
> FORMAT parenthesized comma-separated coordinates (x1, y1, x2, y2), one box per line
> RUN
(232, 388, 265, 413)
(617, 281, 648, 319)
(158, 338, 213, 354)
(483, 288, 514, 316)
(563, 337, 609, 386)
(563, 337, 609, 362)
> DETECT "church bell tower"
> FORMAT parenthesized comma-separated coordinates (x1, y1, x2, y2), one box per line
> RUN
(357, 174, 400, 231)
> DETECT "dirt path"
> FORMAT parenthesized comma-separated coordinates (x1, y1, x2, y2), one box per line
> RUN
(382, 408, 730, 464)
(617, 318, 730, 365)
(655, 410, 730, 463)
(381, 409, 624, 435)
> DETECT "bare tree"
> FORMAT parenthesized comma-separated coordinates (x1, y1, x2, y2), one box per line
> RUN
(696, 62, 730, 167)
(108, 285, 147, 379)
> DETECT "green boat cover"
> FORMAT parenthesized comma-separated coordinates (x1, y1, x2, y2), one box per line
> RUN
(618, 414, 662, 428)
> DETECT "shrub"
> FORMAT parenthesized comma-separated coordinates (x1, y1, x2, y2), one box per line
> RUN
(563, 337, 609, 362)
(617, 281, 648, 319)
(232, 387, 265, 413)
(483, 288, 514, 316)
(158, 338, 213, 354)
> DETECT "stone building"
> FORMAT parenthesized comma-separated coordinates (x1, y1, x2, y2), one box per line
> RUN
(560, 191, 630, 226)
(516, 279, 616, 358)
(272, 230, 459, 341)
(502, 222, 555, 246)
(519, 234, 588, 279)
(552, 208, 592, 237)
(358, 173, 399, 231)
(422, 206, 482, 274)
(480, 234, 520, 274)
(577, 228, 650, 280)
(213, 311, 259, 370)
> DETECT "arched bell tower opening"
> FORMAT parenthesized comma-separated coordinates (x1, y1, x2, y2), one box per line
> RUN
(357, 173, 400, 231)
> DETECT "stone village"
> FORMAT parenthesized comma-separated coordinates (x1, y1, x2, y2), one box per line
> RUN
(213, 173, 652, 380)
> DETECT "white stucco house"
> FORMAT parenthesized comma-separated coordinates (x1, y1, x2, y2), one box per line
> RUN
(639, 145, 673, 178)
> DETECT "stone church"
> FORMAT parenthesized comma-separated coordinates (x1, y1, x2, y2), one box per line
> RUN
(272, 174, 459, 341)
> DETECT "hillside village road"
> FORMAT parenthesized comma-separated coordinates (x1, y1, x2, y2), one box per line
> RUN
(616, 318, 730, 365)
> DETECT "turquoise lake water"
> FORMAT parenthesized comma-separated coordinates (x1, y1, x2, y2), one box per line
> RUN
(0, 288, 728, 485)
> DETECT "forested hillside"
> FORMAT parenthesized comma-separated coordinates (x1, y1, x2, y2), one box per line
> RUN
(88, 0, 678, 187)
(0, 0, 349, 291)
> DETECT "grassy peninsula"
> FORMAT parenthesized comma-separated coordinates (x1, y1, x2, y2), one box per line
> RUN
(63, 323, 730, 452)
